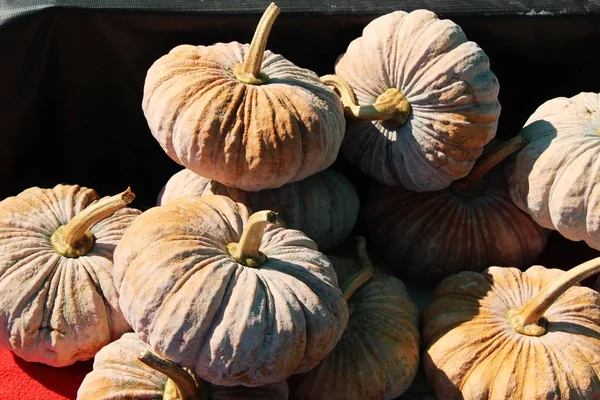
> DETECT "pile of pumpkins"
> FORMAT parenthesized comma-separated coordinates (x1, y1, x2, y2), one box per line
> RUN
(2, 3, 600, 399)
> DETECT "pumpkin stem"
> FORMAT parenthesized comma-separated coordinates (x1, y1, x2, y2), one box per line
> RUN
(227, 210, 279, 268)
(459, 135, 528, 185)
(50, 187, 134, 258)
(138, 350, 206, 400)
(341, 237, 375, 302)
(320, 74, 412, 127)
(508, 257, 600, 336)
(233, 2, 280, 85)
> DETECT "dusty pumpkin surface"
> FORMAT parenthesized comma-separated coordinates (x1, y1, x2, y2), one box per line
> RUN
(507, 92, 600, 250)
(142, 5, 345, 192)
(334, 9, 500, 191)
(113, 194, 349, 387)
(77, 332, 289, 400)
(423, 263, 600, 399)
(364, 169, 549, 286)
(288, 238, 420, 400)
(0, 184, 140, 366)
(157, 168, 359, 251)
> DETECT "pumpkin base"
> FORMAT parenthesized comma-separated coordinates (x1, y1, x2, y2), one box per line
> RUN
(50, 225, 95, 258)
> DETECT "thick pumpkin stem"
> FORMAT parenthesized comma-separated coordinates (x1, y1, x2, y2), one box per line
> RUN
(51, 187, 134, 258)
(320, 74, 412, 127)
(509, 257, 600, 336)
(227, 210, 279, 268)
(138, 351, 205, 400)
(341, 237, 375, 302)
(233, 2, 279, 85)
(460, 135, 528, 185)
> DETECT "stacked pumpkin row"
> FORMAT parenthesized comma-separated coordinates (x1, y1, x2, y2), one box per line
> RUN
(2, 2, 600, 399)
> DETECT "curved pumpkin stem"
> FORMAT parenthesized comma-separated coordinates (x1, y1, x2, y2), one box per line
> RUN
(50, 187, 134, 258)
(509, 257, 600, 336)
(341, 237, 375, 302)
(138, 351, 206, 400)
(227, 210, 279, 268)
(459, 135, 527, 185)
(320, 74, 412, 127)
(234, 2, 280, 85)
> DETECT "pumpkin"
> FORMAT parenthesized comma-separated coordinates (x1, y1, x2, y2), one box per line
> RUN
(288, 237, 420, 400)
(322, 9, 500, 192)
(507, 92, 600, 250)
(0, 185, 140, 366)
(157, 168, 359, 251)
(363, 137, 550, 286)
(77, 332, 288, 400)
(423, 257, 600, 399)
(142, 3, 345, 191)
(113, 194, 349, 387)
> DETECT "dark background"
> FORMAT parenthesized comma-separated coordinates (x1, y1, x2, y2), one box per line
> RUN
(1, 1, 600, 270)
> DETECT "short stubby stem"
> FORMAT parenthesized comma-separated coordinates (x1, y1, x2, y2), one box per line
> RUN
(138, 351, 206, 400)
(233, 2, 280, 85)
(508, 257, 600, 336)
(320, 74, 412, 128)
(51, 187, 134, 258)
(227, 210, 279, 268)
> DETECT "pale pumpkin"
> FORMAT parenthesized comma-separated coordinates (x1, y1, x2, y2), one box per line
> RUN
(507, 92, 600, 250)
(113, 195, 349, 387)
(364, 137, 550, 286)
(157, 168, 359, 251)
(288, 237, 420, 400)
(423, 258, 600, 399)
(324, 9, 500, 191)
(77, 332, 288, 400)
(143, 3, 345, 191)
(0, 184, 140, 366)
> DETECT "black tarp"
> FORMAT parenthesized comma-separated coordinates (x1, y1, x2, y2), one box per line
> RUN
(1, 2, 600, 266)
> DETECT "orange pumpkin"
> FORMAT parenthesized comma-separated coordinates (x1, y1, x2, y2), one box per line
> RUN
(423, 258, 600, 399)
(113, 195, 349, 387)
(0, 185, 140, 366)
(77, 333, 288, 400)
(143, 3, 345, 191)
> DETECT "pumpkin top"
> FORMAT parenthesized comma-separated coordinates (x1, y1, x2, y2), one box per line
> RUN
(142, 4, 345, 191)
(423, 258, 600, 399)
(113, 194, 349, 386)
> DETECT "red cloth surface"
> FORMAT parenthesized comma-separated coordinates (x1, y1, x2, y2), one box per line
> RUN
(0, 348, 93, 400)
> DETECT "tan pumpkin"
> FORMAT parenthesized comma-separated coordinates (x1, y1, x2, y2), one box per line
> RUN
(143, 3, 345, 191)
(364, 137, 550, 286)
(0, 184, 140, 366)
(157, 168, 359, 251)
(507, 92, 600, 250)
(77, 332, 288, 400)
(288, 237, 420, 400)
(323, 9, 500, 192)
(113, 194, 349, 387)
(423, 258, 600, 399)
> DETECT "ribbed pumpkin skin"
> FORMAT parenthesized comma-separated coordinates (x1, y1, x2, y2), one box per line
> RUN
(143, 43, 345, 191)
(77, 333, 289, 400)
(364, 173, 549, 286)
(0, 185, 140, 366)
(113, 195, 349, 387)
(423, 266, 600, 399)
(507, 92, 600, 250)
(288, 261, 420, 400)
(157, 168, 359, 251)
(335, 10, 500, 191)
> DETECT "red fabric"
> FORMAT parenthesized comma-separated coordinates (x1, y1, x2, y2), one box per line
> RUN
(0, 348, 93, 400)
